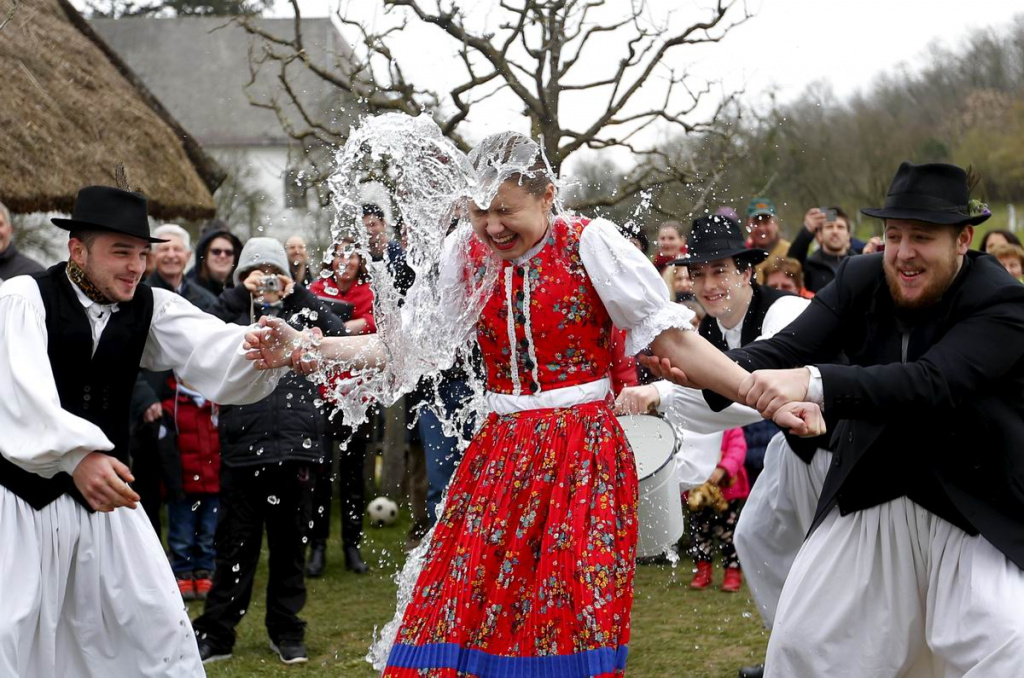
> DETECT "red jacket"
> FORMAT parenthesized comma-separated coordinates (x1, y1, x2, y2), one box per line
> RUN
(309, 277, 376, 334)
(308, 276, 377, 402)
(160, 379, 220, 496)
(717, 428, 750, 502)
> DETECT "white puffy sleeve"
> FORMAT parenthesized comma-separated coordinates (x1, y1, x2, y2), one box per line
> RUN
(142, 288, 286, 405)
(579, 218, 695, 355)
(0, 278, 112, 477)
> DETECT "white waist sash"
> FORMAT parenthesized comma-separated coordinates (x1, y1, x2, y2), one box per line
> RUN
(485, 377, 611, 415)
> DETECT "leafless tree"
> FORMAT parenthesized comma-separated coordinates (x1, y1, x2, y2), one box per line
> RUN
(237, 0, 751, 209)
(1, 0, 19, 32)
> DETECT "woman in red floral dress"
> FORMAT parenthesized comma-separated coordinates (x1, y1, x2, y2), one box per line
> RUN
(246, 133, 823, 677)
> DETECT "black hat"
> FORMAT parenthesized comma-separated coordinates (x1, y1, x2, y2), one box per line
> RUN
(861, 162, 991, 226)
(51, 186, 167, 243)
(676, 214, 768, 267)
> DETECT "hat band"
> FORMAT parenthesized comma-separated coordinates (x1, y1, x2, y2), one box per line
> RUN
(883, 193, 968, 214)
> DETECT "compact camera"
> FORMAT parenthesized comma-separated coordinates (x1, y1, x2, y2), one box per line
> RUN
(258, 275, 282, 293)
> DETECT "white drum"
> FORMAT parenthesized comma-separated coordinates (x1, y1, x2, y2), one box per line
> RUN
(617, 414, 685, 558)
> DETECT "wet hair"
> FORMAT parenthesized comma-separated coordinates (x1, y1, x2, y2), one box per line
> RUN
(469, 132, 554, 198)
(762, 256, 805, 289)
(979, 229, 1022, 252)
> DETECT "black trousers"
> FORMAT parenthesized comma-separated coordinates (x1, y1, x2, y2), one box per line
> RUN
(129, 422, 163, 538)
(310, 417, 370, 547)
(192, 461, 313, 648)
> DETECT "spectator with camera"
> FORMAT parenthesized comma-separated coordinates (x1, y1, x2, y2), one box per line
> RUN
(788, 206, 857, 292)
(192, 237, 348, 665)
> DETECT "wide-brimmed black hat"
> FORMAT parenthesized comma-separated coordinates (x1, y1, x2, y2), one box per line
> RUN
(675, 214, 768, 267)
(51, 186, 167, 243)
(861, 161, 991, 226)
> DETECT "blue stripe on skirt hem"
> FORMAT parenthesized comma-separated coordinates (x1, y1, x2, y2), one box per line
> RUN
(386, 642, 628, 677)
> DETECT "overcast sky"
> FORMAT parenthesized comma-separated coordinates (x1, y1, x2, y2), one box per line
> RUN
(278, 1, 1020, 167)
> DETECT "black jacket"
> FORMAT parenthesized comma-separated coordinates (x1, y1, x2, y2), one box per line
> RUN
(707, 252, 1024, 569)
(0, 242, 44, 280)
(787, 226, 853, 293)
(130, 272, 221, 421)
(212, 285, 348, 467)
(185, 228, 243, 297)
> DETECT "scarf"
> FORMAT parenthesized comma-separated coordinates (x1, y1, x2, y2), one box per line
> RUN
(67, 259, 115, 305)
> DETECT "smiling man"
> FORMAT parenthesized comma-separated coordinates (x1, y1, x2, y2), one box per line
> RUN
(0, 186, 291, 676)
(655, 162, 1024, 676)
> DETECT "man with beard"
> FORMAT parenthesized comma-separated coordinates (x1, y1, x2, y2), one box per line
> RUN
(787, 206, 856, 292)
(0, 186, 290, 675)
(648, 162, 1024, 676)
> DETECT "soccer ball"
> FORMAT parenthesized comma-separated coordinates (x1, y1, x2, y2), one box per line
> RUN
(367, 496, 399, 527)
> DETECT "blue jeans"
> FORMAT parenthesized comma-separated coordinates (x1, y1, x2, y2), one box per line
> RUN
(418, 379, 475, 525)
(167, 495, 219, 575)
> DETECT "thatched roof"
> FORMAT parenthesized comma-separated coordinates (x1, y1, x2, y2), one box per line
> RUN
(0, 0, 225, 220)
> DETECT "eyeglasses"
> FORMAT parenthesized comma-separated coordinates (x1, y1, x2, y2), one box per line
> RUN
(209, 248, 234, 257)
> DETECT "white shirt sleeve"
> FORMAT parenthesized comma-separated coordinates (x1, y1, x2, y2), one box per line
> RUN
(579, 218, 695, 355)
(142, 288, 286, 405)
(0, 278, 112, 477)
(652, 293, 812, 433)
(654, 380, 762, 433)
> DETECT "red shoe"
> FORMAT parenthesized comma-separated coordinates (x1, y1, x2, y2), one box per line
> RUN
(721, 567, 743, 593)
(194, 574, 213, 600)
(177, 577, 196, 601)
(690, 561, 713, 589)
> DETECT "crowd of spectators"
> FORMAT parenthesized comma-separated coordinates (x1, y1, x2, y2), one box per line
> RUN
(2, 188, 1021, 666)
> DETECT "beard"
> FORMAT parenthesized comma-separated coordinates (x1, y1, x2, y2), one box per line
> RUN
(884, 251, 959, 309)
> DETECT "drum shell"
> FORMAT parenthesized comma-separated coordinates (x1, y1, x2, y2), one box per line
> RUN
(617, 415, 685, 558)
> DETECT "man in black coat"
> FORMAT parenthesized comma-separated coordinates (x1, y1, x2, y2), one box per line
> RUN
(654, 162, 1024, 676)
(192, 237, 348, 666)
(0, 200, 44, 280)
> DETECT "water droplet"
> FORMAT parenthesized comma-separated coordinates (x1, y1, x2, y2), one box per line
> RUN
(302, 438, 312, 449)
(267, 495, 280, 505)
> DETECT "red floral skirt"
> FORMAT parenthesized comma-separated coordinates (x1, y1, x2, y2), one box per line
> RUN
(383, 400, 638, 677)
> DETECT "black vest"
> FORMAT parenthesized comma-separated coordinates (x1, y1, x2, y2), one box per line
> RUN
(699, 283, 827, 463)
(0, 263, 154, 510)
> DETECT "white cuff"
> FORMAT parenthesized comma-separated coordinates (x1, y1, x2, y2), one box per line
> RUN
(652, 380, 674, 414)
(57, 448, 92, 477)
(805, 365, 824, 407)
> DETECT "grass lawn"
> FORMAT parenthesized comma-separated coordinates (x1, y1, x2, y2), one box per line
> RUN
(194, 513, 768, 677)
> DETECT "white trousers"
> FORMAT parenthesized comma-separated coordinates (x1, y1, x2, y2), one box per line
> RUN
(767, 498, 1024, 678)
(0, 486, 205, 677)
(733, 433, 831, 628)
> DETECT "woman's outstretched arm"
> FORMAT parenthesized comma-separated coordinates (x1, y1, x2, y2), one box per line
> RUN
(649, 328, 824, 436)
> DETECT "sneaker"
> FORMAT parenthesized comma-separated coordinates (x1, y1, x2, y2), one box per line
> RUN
(196, 637, 232, 664)
(177, 577, 196, 602)
(270, 639, 308, 664)
(690, 561, 713, 589)
(721, 567, 743, 593)
(193, 571, 213, 600)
